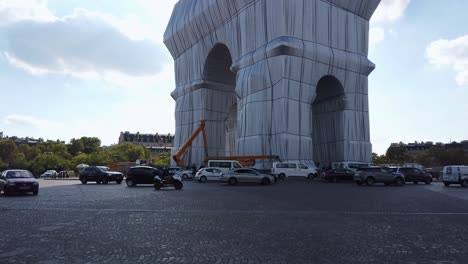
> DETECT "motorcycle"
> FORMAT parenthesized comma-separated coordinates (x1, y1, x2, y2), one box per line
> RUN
(153, 174, 183, 190)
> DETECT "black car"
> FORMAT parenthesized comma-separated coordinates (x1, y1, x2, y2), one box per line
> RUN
(389, 167, 432, 184)
(0, 170, 39, 195)
(79, 166, 124, 184)
(126, 166, 162, 187)
(323, 169, 355, 182)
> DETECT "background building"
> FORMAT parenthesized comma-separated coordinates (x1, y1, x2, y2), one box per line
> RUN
(389, 140, 468, 155)
(118, 132, 174, 155)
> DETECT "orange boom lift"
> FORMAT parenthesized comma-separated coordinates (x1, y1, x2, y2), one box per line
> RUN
(172, 120, 280, 167)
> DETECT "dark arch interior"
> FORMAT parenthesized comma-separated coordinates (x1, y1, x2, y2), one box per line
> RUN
(312, 75, 345, 164)
(203, 44, 237, 156)
(314, 75, 345, 103)
(203, 44, 236, 86)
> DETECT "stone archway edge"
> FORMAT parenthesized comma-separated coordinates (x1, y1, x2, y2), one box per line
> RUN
(164, 0, 381, 59)
(171, 36, 375, 100)
(231, 36, 375, 75)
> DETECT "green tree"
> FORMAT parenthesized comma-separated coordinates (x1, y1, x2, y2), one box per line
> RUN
(154, 152, 171, 167)
(80, 137, 101, 154)
(71, 152, 90, 168)
(372, 153, 390, 165)
(0, 139, 19, 166)
(386, 145, 408, 164)
(0, 158, 7, 171)
(107, 143, 145, 162)
(46, 143, 72, 159)
(88, 150, 110, 166)
(10, 152, 29, 169)
(68, 138, 84, 156)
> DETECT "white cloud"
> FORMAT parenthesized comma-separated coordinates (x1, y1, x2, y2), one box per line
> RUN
(0, 0, 55, 26)
(1, 3, 169, 88)
(426, 35, 468, 86)
(369, 27, 385, 48)
(370, 0, 410, 49)
(372, 0, 411, 25)
(4, 114, 57, 129)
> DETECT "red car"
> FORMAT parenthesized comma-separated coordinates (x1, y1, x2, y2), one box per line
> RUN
(0, 170, 39, 195)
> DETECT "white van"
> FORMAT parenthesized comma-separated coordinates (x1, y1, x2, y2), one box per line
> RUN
(271, 162, 317, 179)
(442, 165, 468, 187)
(207, 160, 243, 172)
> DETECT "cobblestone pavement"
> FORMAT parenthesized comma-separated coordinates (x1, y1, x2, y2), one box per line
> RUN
(1, 179, 468, 264)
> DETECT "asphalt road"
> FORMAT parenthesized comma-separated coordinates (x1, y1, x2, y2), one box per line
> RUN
(1, 179, 468, 264)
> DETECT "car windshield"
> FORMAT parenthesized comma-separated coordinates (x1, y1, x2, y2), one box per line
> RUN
(98, 167, 110, 172)
(6, 171, 33, 178)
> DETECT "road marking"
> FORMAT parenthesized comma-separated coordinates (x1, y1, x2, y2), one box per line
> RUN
(1, 207, 468, 216)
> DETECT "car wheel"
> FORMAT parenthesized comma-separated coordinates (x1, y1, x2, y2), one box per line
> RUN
(200, 176, 207, 183)
(116, 180, 122, 184)
(356, 181, 363, 186)
(80, 179, 87, 184)
(444, 182, 450, 187)
(366, 177, 375, 186)
(96, 180, 101, 184)
(3, 188, 9, 196)
(394, 177, 404, 186)
(413, 181, 418, 184)
(126, 180, 135, 187)
(154, 183, 161, 190)
(279, 173, 286, 180)
(461, 179, 468, 187)
(174, 181, 183, 190)
(425, 178, 432, 185)
(261, 177, 271, 185)
(102, 178, 109, 184)
(332, 177, 337, 183)
(307, 173, 314, 179)
(384, 183, 390, 186)
(228, 177, 237, 186)
(33, 189, 38, 195)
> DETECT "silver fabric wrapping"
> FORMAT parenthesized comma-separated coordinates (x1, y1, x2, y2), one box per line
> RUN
(164, 0, 380, 167)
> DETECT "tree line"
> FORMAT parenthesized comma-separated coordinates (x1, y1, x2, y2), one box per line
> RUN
(373, 145, 468, 167)
(0, 137, 171, 176)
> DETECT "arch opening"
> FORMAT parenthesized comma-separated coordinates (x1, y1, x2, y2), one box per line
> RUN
(203, 44, 237, 157)
(312, 75, 346, 165)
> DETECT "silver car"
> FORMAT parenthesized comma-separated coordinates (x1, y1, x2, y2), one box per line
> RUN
(354, 167, 405, 186)
(220, 168, 276, 185)
(196, 168, 223, 182)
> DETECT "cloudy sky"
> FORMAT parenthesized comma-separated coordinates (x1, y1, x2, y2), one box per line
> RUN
(0, 0, 467, 155)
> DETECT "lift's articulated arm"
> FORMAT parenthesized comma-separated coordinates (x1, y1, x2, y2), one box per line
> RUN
(172, 120, 208, 167)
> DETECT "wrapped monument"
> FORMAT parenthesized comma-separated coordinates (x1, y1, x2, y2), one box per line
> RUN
(164, 0, 381, 167)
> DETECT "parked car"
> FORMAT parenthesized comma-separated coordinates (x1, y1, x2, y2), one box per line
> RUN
(220, 168, 276, 185)
(168, 167, 193, 179)
(41, 170, 57, 179)
(442, 165, 468, 187)
(153, 174, 183, 190)
(354, 167, 405, 186)
(389, 167, 432, 184)
(79, 166, 124, 184)
(195, 168, 223, 182)
(0, 170, 39, 195)
(126, 166, 162, 187)
(323, 168, 355, 182)
(271, 162, 317, 179)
